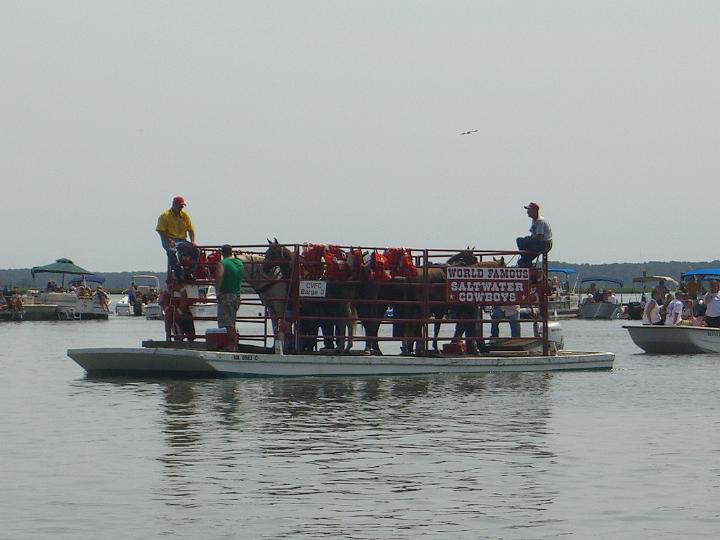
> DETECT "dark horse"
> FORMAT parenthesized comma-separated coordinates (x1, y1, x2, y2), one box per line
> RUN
(393, 249, 505, 356)
(263, 239, 357, 353)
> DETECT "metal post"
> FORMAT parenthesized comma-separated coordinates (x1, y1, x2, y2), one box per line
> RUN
(541, 254, 549, 355)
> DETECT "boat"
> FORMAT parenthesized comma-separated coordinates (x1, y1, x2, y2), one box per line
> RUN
(67, 345, 614, 377)
(144, 301, 163, 320)
(116, 275, 161, 316)
(67, 243, 615, 377)
(26, 260, 109, 320)
(189, 284, 218, 319)
(624, 324, 720, 354)
(578, 277, 624, 319)
(547, 268, 579, 318)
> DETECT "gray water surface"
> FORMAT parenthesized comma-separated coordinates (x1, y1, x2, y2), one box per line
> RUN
(1, 313, 719, 539)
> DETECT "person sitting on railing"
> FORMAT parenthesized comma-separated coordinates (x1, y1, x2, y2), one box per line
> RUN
(156, 196, 200, 281)
(516, 202, 552, 268)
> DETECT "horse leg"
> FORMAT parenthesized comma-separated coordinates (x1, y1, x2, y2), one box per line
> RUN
(432, 316, 442, 351)
(342, 303, 355, 353)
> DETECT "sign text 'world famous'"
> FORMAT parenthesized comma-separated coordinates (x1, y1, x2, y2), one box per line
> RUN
(446, 266, 531, 304)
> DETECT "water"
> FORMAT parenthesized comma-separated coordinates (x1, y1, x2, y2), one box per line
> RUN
(1, 300, 719, 539)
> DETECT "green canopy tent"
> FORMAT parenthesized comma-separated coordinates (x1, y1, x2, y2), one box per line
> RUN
(31, 258, 95, 287)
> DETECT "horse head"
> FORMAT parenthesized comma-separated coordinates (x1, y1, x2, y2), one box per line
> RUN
(263, 238, 292, 279)
(447, 247, 478, 267)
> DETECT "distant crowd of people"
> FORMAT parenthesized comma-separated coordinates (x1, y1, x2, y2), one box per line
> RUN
(641, 278, 720, 328)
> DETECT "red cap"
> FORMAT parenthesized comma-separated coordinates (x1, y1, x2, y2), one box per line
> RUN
(524, 202, 539, 210)
(172, 196, 186, 207)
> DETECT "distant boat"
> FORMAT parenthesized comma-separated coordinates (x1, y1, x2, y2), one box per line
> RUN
(624, 324, 720, 354)
(116, 275, 161, 317)
(26, 259, 109, 320)
(548, 268, 579, 318)
(578, 277, 624, 320)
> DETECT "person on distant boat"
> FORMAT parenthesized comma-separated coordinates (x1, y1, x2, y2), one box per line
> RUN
(215, 244, 245, 352)
(93, 285, 110, 312)
(156, 196, 200, 282)
(0, 291, 8, 312)
(703, 280, 720, 328)
(642, 288, 663, 325)
(516, 202, 552, 267)
(583, 284, 597, 304)
(605, 289, 618, 304)
(665, 291, 684, 326)
(659, 292, 673, 324)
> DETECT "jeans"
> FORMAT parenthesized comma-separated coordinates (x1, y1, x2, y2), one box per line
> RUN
(516, 237, 552, 267)
(163, 238, 199, 281)
(490, 306, 521, 338)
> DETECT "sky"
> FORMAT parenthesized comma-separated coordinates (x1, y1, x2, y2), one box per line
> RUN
(2, 1, 719, 272)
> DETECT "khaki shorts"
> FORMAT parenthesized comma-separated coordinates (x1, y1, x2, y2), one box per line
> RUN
(217, 292, 241, 328)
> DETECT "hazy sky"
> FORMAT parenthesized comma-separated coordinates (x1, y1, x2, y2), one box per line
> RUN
(3, 1, 718, 272)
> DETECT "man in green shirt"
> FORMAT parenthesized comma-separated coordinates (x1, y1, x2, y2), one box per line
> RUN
(215, 244, 244, 351)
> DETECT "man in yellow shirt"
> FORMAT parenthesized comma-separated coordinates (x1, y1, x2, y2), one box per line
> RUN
(156, 196, 199, 281)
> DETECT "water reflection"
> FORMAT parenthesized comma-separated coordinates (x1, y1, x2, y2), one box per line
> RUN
(78, 373, 559, 533)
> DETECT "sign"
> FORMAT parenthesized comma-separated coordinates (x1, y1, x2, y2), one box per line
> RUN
(446, 266, 531, 305)
(299, 280, 327, 298)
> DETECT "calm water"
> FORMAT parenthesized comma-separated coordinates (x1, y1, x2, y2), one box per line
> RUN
(1, 300, 719, 539)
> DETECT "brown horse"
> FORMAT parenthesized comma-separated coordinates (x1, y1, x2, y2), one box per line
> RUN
(392, 249, 505, 356)
(439, 251, 506, 354)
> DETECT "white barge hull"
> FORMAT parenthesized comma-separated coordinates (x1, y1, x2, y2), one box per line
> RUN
(67, 348, 614, 377)
(624, 325, 720, 354)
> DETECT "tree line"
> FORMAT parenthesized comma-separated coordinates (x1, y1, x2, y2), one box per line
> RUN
(2, 260, 719, 293)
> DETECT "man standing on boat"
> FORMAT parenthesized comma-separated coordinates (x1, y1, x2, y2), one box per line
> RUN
(516, 202, 552, 267)
(156, 196, 200, 281)
(215, 244, 244, 352)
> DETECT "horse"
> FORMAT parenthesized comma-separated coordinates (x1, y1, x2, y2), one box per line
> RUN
(235, 252, 291, 353)
(392, 249, 505, 356)
(439, 251, 506, 354)
(263, 239, 357, 354)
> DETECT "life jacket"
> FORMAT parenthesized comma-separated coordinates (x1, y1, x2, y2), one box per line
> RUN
(301, 243, 326, 279)
(194, 251, 208, 280)
(205, 250, 221, 280)
(369, 251, 390, 281)
(384, 248, 418, 278)
(324, 244, 350, 281)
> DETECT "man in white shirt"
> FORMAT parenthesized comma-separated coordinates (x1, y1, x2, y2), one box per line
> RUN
(665, 291, 685, 326)
(516, 202, 553, 267)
